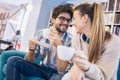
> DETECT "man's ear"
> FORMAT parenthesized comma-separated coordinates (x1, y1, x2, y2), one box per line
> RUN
(83, 14, 88, 23)
(50, 18, 55, 24)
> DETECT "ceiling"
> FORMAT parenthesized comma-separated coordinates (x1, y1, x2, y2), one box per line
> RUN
(65, 0, 108, 5)
(0, 0, 33, 18)
(0, 0, 33, 6)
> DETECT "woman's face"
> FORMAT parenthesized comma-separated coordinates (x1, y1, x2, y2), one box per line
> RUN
(73, 10, 86, 34)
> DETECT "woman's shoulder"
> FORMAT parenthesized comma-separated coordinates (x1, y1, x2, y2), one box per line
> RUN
(111, 34, 120, 44)
(103, 34, 120, 58)
(104, 34, 120, 53)
(105, 32, 120, 45)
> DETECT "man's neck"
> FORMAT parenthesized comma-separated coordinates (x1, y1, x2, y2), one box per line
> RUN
(58, 32, 63, 38)
(51, 26, 64, 37)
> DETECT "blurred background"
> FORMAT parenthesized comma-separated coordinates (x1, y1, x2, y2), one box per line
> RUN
(0, 0, 107, 51)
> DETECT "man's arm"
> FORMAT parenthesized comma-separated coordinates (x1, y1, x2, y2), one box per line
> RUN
(48, 28, 70, 72)
(56, 56, 69, 72)
(25, 39, 38, 62)
(25, 50, 36, 62)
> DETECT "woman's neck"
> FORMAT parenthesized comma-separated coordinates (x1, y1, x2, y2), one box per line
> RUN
(83, 28, 91, 38)
(83, 23, 91, 38)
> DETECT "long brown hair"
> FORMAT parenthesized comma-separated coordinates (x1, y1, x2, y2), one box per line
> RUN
(74, 3, 111, 63)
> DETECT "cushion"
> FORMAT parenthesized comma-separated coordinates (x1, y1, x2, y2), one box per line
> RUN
(1, 50, 42, 80)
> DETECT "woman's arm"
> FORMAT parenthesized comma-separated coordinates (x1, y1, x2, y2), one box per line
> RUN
(85, 36, 120, 80)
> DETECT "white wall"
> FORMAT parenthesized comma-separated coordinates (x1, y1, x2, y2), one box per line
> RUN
(0, 0, 33, 6)
(20, 0, 43, 51)
(35, 0, 67, 32)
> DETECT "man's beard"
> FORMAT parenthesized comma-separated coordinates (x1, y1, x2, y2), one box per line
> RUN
(55, 27, 66, 33)
(55, 24, 68, 33)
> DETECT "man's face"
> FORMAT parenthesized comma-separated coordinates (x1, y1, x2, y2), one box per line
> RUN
(52, 12, 71, 33)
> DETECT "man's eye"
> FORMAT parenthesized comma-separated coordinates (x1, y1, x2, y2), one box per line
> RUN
(61, 18, 65, 20)
(58, 16, 66, 19)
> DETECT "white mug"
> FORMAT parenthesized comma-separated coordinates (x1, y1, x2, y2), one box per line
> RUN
(57, 45, 76, 61)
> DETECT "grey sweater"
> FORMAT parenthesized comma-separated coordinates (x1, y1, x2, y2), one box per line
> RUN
(71, 34, 120, 80)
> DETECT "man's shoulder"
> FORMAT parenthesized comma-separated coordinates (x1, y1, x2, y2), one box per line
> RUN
(36, 28, 50, 36)
(37, 28, 50, 33)
(34, 28, 50, 40)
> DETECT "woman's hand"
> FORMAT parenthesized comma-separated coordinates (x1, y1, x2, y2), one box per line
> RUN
(70, 64, 85, 80)
(72, 51, 91, 72)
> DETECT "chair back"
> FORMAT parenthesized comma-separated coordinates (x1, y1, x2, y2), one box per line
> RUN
(117, 60, 120, 80)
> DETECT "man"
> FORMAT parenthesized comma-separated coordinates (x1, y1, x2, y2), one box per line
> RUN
(6, 4, 73, 80)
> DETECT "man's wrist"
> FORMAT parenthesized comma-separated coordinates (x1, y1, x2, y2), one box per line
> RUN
(58, 41, 62, 45)
(26, 52, 35, 62)
(28, 49, 35, 54)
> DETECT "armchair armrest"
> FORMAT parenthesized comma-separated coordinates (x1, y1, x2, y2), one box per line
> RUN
(117, 59, 120, 80)
(0, 50, 42, 80)
(0, 50, 26, 80)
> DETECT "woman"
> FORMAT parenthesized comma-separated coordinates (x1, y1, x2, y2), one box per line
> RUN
(57, 2, 120, 80)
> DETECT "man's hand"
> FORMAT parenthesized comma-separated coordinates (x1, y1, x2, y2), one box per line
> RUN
(28, 39, 38, 52)
(48, 27, 62, 47)
(26, 39, 38, 62)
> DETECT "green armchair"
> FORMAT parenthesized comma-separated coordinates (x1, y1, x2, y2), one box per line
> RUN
(0, 50, 43, 80)
(0, 50, 120, 80)
(118, 59, 120, 80)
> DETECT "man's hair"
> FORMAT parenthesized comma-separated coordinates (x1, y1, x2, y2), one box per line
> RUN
(51, 4, 73, 19)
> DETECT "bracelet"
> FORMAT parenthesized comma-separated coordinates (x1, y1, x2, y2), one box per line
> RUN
(29, 48, 35, 52)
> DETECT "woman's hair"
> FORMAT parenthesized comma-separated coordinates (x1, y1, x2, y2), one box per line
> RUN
(74, 3, 111, 63)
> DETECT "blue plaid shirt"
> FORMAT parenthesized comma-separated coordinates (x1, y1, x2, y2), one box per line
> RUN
(34, 28, 72, 70)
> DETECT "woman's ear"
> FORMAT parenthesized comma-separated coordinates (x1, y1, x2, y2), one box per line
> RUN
(83, 14, 88, 23)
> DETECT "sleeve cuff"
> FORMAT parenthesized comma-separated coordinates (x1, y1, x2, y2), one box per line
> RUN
(85, 63, 95, 76)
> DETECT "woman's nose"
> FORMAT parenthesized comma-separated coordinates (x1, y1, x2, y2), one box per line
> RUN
(70, 21, 74, 26)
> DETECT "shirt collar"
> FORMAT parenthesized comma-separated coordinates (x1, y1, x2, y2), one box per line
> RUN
(61, 32, 67, 43)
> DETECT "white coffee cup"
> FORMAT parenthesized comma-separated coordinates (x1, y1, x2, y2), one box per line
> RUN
(57, 45, 76, 61)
